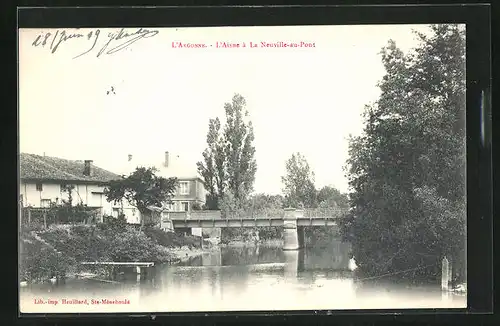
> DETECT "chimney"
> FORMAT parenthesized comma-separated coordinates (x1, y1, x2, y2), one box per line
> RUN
(128, 154, 133, 162)
(164, 151, 170, 167)
(83, 160, 93, 176)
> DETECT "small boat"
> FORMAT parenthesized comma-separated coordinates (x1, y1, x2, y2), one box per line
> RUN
(20, 281, 28, 287)
(348, 257, 358, 271)
(49, 276, 57, 284)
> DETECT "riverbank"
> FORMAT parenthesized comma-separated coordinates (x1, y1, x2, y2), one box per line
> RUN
(19, 221, 209, 284)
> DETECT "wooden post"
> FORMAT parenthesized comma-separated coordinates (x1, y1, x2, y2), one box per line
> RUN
(448, 258, 453, 288)
(43, 211, 47, 229)
(27, 208, 31, 227)
(441, 256, 449, 291)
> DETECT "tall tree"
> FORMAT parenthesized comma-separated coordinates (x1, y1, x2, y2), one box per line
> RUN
(104, 167, 178, 230)
(339, 25, 466, 281)
(223, 94, 257, 201)
(197, 117, 225, 209)
(281, 152, 317, 208)
(197, 93, 257, 212)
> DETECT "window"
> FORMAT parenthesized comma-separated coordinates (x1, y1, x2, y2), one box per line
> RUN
(179, 181, 189, 195)
(61, 184, 75, 193)
(166, 203, 174, 211)
(40, 199, 51, 208)
(36, 183, 43, 191)
(182, 202, 189, 212)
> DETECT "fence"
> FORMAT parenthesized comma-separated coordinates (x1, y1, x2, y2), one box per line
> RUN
(302, 207, 347, 218)
(168, 211, 222, 220)
(20, 206, 102, 230)
(221, 208, 347, 219)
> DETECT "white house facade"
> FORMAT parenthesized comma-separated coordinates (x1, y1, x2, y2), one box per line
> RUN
(19, 153, 140, 224)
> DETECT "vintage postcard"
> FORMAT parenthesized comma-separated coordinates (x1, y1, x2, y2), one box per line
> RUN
(18, 24, 467, 313)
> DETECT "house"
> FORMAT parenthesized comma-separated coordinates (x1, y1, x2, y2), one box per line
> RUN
(122, 151, 207, 212)
(122, 151, 208, 236)
(19, 153, 141, 224)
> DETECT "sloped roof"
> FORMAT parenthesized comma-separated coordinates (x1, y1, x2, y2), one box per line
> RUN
(122, 151, 201, 180)
(20, 153, 121, 183)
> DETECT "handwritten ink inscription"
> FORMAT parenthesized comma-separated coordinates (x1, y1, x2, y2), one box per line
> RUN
(31, 28, 159, 59)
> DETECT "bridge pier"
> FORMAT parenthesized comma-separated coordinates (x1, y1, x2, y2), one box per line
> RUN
(297, 226, 305, 248)
(283, 249, 305, 278)
(283, 208, 305, 250)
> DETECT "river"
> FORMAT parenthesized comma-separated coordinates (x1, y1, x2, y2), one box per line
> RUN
(19, 240, 466, 313)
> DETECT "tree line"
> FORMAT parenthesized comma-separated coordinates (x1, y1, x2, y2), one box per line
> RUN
(339, 24, 466, 282)
(195, 94, 348, 215)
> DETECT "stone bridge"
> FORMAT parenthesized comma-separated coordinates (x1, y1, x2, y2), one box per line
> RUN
(159, 208, 346, 251)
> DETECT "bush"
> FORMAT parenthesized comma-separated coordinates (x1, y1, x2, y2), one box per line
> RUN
(19, 234, 77, 282)
(107, 228, 174, 262)
(39, 225, 111, 262)
(143, 226, 201, 248)
(258, 226, 283, 240)
(98, 214, 128, 234)
(54, 204, 98, 224)
(21, 222, 206, 283)
(35, 224, 180, 265)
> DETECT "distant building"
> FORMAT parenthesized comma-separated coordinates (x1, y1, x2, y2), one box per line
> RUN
(19, 153, 140, 224)
(122, 151, 207, 212)
(121, 151, 207, 236)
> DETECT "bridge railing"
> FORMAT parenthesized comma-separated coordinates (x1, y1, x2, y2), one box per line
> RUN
(168, 207, 347, 220)
(222, 207, 346, 219)
(190, 211, 222, 219)
(168, 211, 222, 220)
(302, 207, 347, 218)
(218, 208, 286, 219)
(248, 208, 287, 218)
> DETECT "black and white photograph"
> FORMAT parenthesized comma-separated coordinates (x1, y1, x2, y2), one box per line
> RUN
(18, 23, 467, 313)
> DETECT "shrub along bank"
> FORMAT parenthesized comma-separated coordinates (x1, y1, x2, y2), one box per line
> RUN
(19, 218, 203, 283)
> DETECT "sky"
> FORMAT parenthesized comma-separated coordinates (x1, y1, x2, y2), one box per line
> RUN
(19, 24, 433, 195)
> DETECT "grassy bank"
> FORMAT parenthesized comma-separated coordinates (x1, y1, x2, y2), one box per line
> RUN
(19, 219, 205, 284)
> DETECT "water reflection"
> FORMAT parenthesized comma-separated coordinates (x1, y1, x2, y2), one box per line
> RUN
(178, 241, 351, 271)
(20, 240, 466, 313)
